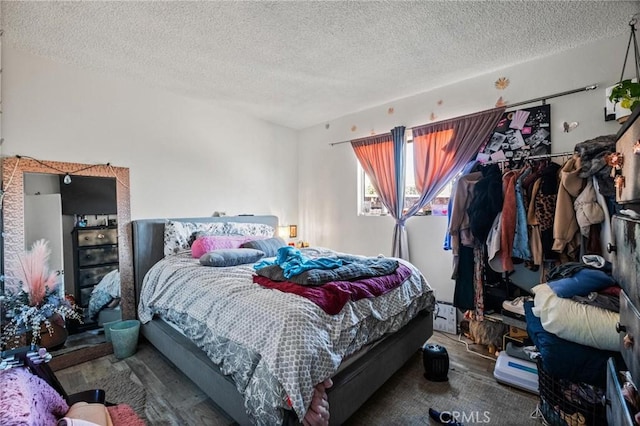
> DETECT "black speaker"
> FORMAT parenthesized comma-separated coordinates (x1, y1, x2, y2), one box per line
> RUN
(422, 343, 449, 382)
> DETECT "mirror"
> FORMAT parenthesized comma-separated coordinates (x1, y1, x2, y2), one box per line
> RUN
(1, 156, 133, 370)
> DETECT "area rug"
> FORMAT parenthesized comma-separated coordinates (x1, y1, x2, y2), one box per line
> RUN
(344, 352, 540, 426)
(67, 370, 146, 420)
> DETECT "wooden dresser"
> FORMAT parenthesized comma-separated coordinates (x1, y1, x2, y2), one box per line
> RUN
(606, 102, 640, 425)
(72, 226, 119, 317)
(607, 214, 640, 425)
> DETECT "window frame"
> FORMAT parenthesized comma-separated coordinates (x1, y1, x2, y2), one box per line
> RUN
(358, 141, 452, 217)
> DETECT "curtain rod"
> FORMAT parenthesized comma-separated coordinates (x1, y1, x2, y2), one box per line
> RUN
(329, 84, 599, 147)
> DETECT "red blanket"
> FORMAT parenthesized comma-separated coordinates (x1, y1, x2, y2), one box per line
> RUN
(253, 264, 412, 315)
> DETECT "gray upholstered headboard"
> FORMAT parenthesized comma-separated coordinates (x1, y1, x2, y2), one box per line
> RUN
(131, 215, 279, 306)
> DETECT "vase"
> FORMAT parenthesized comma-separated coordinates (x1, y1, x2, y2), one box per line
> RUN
(18, 316, 69, 350)
(38, 321, 69, 350)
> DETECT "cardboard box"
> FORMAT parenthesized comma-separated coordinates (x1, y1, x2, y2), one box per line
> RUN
(502, 331, 534, 351)
(509, 325, 528, 339)
(433, 301, 457, 335)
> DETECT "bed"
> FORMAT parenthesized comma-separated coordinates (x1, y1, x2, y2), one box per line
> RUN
(131, 215, 434, 425)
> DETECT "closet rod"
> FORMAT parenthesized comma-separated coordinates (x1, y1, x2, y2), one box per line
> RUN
(505, 84, 598, 109)
(482, 151, 574, 165)
(526, 151, 575, 160)
(329, 84, 598, 147)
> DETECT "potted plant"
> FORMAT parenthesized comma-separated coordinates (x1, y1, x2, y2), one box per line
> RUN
(608, 78, 640, 123)
(1, 239, 82, 349)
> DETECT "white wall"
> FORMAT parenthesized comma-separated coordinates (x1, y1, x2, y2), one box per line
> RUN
(2, 47, 299, 224)
(298, 34, 628, 303)
(3, 34, 633, 304)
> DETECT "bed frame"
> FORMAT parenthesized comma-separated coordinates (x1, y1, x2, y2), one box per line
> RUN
(131, 216, 433, 425)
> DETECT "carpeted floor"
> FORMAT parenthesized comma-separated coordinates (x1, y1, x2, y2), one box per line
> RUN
(345, 350, 540, 426)
(65, 369, 147, 420)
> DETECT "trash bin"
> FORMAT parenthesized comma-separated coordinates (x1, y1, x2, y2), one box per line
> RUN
(103, 319, 122, 343)
(110, 319, 140, 359)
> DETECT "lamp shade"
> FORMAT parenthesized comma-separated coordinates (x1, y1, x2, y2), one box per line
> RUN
(278, 226, 290, 239)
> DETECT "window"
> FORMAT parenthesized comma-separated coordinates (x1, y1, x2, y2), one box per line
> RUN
(359, 142, 452, 216)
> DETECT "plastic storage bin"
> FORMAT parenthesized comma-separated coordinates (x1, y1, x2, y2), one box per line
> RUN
(493, 351, 538, 394)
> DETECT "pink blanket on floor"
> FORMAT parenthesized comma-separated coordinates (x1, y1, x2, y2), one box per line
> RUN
(253, 264, 412, 314)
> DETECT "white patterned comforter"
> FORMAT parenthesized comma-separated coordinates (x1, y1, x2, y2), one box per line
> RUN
(138, 248, 434, 424)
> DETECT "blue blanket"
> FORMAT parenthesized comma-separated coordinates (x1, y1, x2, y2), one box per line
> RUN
(254, 246, 343, 279)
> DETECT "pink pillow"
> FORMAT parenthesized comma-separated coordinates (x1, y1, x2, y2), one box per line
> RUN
(191, 235, 262, 258)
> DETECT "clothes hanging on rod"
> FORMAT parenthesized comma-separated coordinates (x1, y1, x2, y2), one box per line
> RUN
(448, 154, 580, 317)
(448, 145, 619, 319)
(479, 151, 574, 167)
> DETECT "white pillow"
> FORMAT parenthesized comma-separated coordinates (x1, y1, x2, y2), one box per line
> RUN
(532, 283, 619, 351)
(225, 222, 275, 237)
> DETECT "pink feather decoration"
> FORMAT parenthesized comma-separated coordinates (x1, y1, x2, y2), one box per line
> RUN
(12, 239, 59, 306)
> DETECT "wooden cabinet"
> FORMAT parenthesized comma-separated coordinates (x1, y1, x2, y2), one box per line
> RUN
(607, 214, 640, 424)
(72, 226, 119, 316)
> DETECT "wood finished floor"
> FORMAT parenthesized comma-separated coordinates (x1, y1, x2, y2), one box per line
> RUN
(56, 331, 537, 425)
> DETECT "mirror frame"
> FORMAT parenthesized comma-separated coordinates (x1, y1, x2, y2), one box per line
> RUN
(2, 156, 133, 370)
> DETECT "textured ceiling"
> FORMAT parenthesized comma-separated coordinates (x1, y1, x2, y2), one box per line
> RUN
(3, 1, 640, 129)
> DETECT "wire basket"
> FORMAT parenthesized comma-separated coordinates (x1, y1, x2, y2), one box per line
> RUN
(536, 358, 607, 426)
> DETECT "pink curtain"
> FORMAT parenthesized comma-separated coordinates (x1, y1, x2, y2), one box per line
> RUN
(351, 129, 410, 258)
(350, 109, 503, 260)
(406, 107, 506, 217)
(351, 133, 397, 215)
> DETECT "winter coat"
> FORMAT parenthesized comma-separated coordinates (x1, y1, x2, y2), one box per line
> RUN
(468, 164, 503, 244)
(553, 156, 584, 260)
(574, 178, 605, 237)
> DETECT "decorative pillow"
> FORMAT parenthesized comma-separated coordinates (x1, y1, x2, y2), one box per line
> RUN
(240, 237, 287, 257)
(546, 268, 616, 298)
(164, 220, 226, 256)
(191, 235, 261, 258)
(199, 248, 265, 267)
(225, 222, 275, 237)
(532, 283, 619, 351)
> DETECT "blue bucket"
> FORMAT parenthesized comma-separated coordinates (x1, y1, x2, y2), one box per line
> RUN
(109, 319, 141, 359)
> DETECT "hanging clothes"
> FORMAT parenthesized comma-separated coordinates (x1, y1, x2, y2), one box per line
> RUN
(454, 246, 476, 311)
(512, 167, 533, 261)
(487, 212, 504, 273)
(468, 164, 504, 244)
(574, 134, 616, 199)
(574, 178, 605, 238)
(592, 177, 613, 262)
(449, 171, 483, 277)
(535, 162, 561, 262)
(499, 169, 519, 273)
(553, 156, 583, 262)
(443, 161, 479, 251)
(527, 176, 544, 270)
(473, 245, 485, 321)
